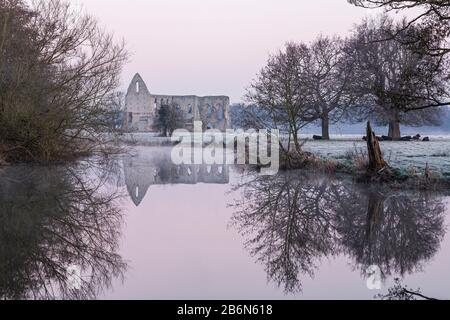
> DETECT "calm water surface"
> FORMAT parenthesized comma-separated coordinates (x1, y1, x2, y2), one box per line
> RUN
(1, 146, 449, 300)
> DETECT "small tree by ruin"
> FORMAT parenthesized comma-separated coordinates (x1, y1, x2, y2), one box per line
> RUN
(154, 104, 186, 137)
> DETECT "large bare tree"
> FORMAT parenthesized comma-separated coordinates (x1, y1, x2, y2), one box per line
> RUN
(0, 0, 128, 162)
(245, 42, 315, 154)
(245, 38, 355, 143)
(344, 16, 449, 139)
(303, 36, 354, 140)
(348, 0, 450, 57)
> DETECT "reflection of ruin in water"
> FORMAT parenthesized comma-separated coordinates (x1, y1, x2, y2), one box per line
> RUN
(123, 149, 230, 206)
(230, 170, 447, 294)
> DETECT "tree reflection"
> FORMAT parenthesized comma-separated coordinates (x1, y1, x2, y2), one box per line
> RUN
(230, 172, 338, 293)
(0, 161, 126, 300)
(231, 171, 446, 294)
(332, 186, 445, 279)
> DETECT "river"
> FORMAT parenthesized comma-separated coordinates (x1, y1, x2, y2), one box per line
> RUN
(1, 146, 449, 300)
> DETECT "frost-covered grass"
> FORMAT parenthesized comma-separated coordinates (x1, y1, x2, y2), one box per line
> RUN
(301, 135, 450, 176)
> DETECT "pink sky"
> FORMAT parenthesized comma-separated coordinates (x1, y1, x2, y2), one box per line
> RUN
(76, 0, 380, 102)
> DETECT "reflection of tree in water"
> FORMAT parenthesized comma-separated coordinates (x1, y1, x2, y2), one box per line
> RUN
(230, 172, 338, 293)
(0, 161, 126, 299)
(332, 186, 445, 279)
(231, 171, 446, 294)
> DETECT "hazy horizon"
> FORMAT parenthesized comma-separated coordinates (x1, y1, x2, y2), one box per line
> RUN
(73, 0, 386, 102)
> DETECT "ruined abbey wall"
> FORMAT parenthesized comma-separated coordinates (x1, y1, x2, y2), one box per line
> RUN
(125, 74, 229, 132)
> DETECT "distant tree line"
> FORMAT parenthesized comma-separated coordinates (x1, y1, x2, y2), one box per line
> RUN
(0, 0, 128, 162)
(243, 14, 450, 150)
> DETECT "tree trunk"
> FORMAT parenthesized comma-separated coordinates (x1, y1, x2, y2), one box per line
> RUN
(322, 113, 330, 140)
(290, 124, 302, 154)
(388, 120, 401, 140)
(292, 131, 302, 154)
(388, 112, 402, 140)
(366, 121, 387, 172)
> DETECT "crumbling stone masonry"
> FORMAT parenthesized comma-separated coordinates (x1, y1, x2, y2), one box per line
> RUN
(125, 73, 230, 132)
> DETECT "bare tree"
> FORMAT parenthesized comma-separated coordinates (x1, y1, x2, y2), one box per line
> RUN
(245, 42, 315, 154)
(303, 36, 354, 140)
(154, 103, 186, 137)
(0, 0, 128, 162)
(104, 91, 126, 131)
(344, 16, 449, 139)
(348, 0, 450, 57)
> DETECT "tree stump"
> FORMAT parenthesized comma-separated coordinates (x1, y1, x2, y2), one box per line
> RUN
(366, 121, 387, 172)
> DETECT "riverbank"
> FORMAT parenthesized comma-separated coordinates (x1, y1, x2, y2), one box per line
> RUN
(4, 132, 450, 190)
(267, 134, 450, 190)
(119, 132, 450, 174)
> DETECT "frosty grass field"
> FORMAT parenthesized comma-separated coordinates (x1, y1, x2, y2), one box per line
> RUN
(301, 134, 450, 176)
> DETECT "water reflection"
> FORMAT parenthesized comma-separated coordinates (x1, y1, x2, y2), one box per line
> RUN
(230, 172, 337, 293)
(230, 171, 446, 294)
(0, 161, 126, 299)
(333, 186, 445, 279)
(1, 147, 448, 300)
(123, 148, 230, 206)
